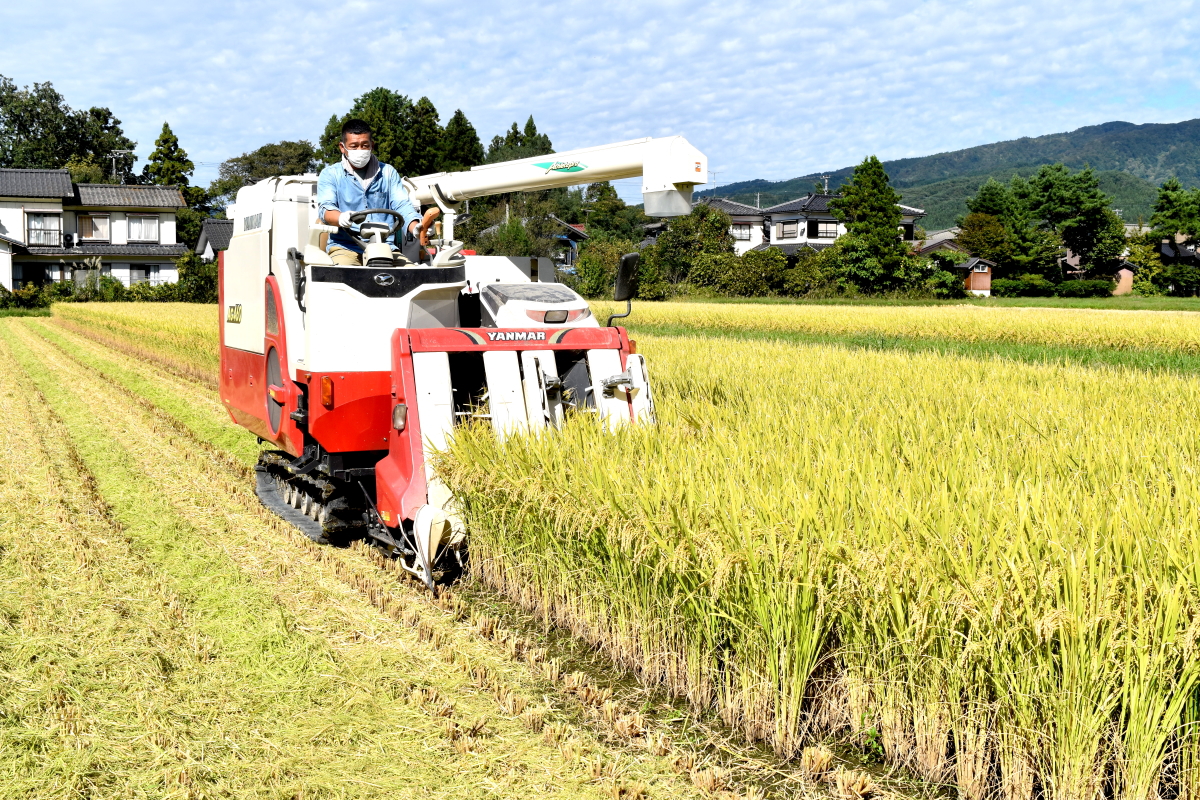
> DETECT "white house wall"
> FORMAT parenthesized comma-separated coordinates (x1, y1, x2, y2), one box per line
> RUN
(112, 213, 127, 245)
(0, 243, 11, 290)
(161, 212, 176, 244)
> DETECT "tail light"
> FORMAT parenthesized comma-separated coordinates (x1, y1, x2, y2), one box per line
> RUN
(320, 376, 334, 408)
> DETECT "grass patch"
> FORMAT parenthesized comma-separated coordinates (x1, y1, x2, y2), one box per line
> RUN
(0, 308, 50, 317)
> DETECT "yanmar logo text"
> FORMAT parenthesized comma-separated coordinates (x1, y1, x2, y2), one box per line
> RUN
(487, 331, 547, 341)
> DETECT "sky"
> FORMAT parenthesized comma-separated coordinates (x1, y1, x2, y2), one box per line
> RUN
(3, 0, 1199, 203)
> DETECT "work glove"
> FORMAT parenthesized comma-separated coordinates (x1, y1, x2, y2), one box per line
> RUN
(338, 210, 358, 229)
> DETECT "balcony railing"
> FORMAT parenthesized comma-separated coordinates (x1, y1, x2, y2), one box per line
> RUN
(27, 228, 62, 247)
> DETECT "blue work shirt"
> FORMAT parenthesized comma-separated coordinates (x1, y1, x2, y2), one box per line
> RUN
(316, 157, 421, 254)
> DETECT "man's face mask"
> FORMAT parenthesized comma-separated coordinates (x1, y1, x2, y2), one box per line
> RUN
(345, 146, 371, 169)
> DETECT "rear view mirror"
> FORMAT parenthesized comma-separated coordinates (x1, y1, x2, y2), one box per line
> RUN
(614, 252, 639, 301)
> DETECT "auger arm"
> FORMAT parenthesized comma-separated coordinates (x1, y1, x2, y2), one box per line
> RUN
(402, 136, 707, 244)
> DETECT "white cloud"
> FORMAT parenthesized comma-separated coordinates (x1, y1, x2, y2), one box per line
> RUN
(2, 0, 1199, 202)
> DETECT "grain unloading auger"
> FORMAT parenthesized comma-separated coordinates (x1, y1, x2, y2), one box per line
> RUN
(218, 136, 707, 589)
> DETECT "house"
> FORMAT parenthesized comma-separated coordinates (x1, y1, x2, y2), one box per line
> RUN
(701, 197, 769, 255)
(913, 228, 964, 256)
(196, 218, 234, 262)
(0, 168, 187, 291)
(956, 256, 995, 296)
(701, 194, 926, 258)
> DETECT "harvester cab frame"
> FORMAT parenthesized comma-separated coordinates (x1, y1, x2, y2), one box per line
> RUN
(218, 135, 706, 590)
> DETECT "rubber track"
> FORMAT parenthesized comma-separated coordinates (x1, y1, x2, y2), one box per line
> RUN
(254, 467, 329, 543)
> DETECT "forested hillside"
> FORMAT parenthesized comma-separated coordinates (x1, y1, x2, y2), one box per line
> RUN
(703, 119, 1198, 228)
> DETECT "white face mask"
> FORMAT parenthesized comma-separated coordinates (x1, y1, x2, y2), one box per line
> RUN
(345, 148, 371, 169)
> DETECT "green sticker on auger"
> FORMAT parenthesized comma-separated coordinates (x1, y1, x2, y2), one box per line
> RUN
(533, 160, 586, 174)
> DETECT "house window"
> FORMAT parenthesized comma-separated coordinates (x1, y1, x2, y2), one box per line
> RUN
(778, 221, 799, 239)
(816, 221, 838, 239)
(27, 213, 61, 246)
(974, 263, 989, 273)
(128, 215, 160, 242)
(129, 264, 161, 285)
(731, 224, 751, 240)
(78, 214, 110, 241)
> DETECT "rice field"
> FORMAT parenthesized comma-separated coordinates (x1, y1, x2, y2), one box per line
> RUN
(590, 300, 1200, 354)
(8, 300, 1200, 800)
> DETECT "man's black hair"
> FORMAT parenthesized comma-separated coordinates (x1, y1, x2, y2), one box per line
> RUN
(341, 118, 373, 141)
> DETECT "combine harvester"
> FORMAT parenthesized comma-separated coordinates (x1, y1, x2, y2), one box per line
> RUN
(218, 136, 707, 589)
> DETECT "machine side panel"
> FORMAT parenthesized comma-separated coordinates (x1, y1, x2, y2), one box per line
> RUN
(307, 371, 392, 453)
(586, 348, 628, 427)
(263, 276, 304, 457)
(221, 345, 269, 435)
(375, 330, 428, 525)
(482, 350, 529, 438)
(222, 228, 269, 353)
(411, 351, 455, 487)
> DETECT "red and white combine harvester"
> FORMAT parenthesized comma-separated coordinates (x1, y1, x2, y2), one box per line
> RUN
(219, 136, 707, 588)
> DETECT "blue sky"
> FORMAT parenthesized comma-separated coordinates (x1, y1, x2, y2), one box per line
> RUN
(4, 1, 1199, 202)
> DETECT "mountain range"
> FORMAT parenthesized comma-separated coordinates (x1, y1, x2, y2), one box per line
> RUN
(698, 119, 1200, 229)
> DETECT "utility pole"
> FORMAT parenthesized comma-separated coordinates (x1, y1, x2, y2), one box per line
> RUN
(708, 170, 719, 197)
(821, 174, 830, 193)
(756, 192, 760, 209)
(108, 150, 134, 184)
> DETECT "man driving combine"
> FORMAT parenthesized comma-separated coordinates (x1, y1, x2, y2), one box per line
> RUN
(316, 118, 437, 265)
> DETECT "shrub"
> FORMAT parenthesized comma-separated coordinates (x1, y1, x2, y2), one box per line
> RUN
(924, 269, 966, 299)
(992, 274, 1057, 298)
(1162, 264, 1200, 297)
(782, 249, 835, 296)
(1055, 279, 1113, 298)
(0, 282, 51, 309)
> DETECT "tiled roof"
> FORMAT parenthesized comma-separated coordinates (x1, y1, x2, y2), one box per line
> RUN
(0, 232, 22, 246)
(764, 194, 925, 217)
(0, 168, 73, 199)
(951, 256, 996, 272)
(197, 218, 234, 252)
(22, 243, 187, 258)
(702, 197, 763, 216)
(72, 184, 186, 208)
(765, 194, 833, 214)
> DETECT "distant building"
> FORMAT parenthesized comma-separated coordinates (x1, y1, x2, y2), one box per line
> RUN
(701, 197, 769, 255)
(0, 168, 186, 291)
(196, 218, 234, 262)
(957, 256, 995, 297)
(701, 194, 926, 258)
(913, 228, 964, 256)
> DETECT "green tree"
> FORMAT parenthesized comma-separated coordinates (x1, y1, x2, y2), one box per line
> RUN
(485, 116, 553, 163)
(1027, 164, 1113, 269)
(0, 74, 137, 179)
(64, 154, 105, 183)
(319, 87, 413, 167)
(404, 96, 442, 177)
(1149, 177, 1200, 242)
(651, 203, 734, 284)
(581, 182, 650, 240)
(957, 212, 1014, 268)
(439, 109, 485, 173)
(143, 122, 194, 187)
(829, 155, 910, 289)
(209, 140, 319, 204)
(965, 177, 1011, 218)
